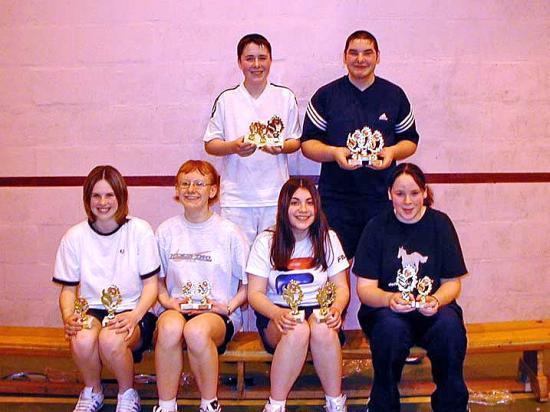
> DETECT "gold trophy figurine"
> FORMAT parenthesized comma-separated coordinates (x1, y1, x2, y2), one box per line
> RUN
(313, 281, 337, 323)
(282, 280, 305, 323)
(415, 276, 434, 308)
(101, 285, 122, 326)
(74, 296, 92, 329)
(179, 281, 195, 310)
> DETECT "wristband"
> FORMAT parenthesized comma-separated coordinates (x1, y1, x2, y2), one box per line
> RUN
(432, 295, 440, 306)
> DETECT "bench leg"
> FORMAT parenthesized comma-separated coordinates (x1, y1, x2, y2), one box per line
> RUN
(236, 361, 245, 399)
(518, 350, 548, 402)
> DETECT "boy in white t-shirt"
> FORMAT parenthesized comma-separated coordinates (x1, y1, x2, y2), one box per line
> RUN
(203, 33, 301, 244)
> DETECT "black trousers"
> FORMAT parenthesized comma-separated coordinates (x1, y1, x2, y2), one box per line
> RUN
(358, 304, 468, 412)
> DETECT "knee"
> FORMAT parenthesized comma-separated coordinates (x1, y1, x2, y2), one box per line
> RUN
(156, 318, 184, 349)
(183, 324, 211, 352)
(281, 323, 310, 348)
(71, 331, 97, 357)
(98, 330, 127, 359)
(309, 323, 337, 347)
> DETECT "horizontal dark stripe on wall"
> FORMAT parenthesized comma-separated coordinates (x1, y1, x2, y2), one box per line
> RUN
(0, 173, 549, 187)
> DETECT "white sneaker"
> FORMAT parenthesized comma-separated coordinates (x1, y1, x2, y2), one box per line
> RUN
(199, 399, 221, 412)
(325, 394, 347, 412)
(116, 388, 141, 412)
(262, 403, 285, 412)
(73, 387, 104, 412)
(152, 407, 175, 412)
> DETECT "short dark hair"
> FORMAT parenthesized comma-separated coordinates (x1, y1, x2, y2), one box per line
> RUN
(388, 163, 434, 207)
(270, 178, 331, 271)
(237, 33, 272, 59)
(344, 30, 379, 54)
(83, 165, 128, 224)
(175, 160, 220, 206)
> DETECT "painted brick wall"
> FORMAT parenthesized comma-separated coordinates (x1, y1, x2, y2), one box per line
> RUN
(0, 1, 549, 327)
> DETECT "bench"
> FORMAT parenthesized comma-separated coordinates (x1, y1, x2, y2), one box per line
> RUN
(0, 319, 548, 402)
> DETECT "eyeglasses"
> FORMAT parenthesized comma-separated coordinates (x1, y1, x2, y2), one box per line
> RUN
(178, 180, 212, 189)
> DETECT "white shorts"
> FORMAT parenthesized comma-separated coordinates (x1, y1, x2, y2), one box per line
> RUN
(221, 206, 277, 245)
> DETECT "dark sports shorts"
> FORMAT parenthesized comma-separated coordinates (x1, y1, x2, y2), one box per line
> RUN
(255, 305, 345, 354)
(178, 312, 235, 355)
(87, 309, 157, 363)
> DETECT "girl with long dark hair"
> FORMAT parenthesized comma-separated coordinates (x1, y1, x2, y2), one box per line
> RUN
(247, 177, 350, 412)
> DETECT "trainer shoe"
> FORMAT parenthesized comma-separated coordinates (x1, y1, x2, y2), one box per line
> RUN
(152, 407, 175, 412)
(73, 387, 104, 412)
(115, 388, 141, 412)
(199, 399, 222, 412)
(262, 403, 285, 412)
(325, 394, 347, 412)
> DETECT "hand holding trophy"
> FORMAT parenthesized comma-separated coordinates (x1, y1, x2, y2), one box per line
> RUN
(101, 285, 122, 327)
(74, 296, 92, 329)
(313, 281, 336, 323)
(282, 280, 305, 323)
(180, 280, 213, 310)
(346, 126, 384, 167)
(389, 265, 418, 307)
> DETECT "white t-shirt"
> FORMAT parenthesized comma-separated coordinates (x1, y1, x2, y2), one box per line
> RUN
(246, 229, 349, 306)
(156, 213, 249, 332)
(53, 217, 161, 311)
(203, 82, 301, 207)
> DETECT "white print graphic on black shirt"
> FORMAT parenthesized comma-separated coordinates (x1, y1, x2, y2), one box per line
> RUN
(389, 246, 428, 297)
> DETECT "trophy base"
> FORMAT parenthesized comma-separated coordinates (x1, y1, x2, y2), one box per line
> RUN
(313, 308, 330, 323)
(411, 301, 426, 309)
(82, 317, 93, 329)
(102, 316, 115, 327)
(348, 158, 362, 166)
(180, 303, 212, 311)
(291, 310, 305, 323)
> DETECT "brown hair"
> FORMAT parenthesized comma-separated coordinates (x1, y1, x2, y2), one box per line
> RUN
(388, 163, 434, 207)
(344, 30, 379, 54)
(83, 165, 128, 224)
(237, 33, 272, 60)
(270, 178, 331, 271)
(175, 160, 220, 205)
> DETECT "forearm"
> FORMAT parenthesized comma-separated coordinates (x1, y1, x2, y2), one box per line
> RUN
(391, 140, 417, 161)
(357, 283, 393, 308)
(229, 283, 248, 309)
(301, 139, 339, 162)
(433, 278, 462, 307)
(132, 277, 158, 318)
(332, 286, 350, 313)
(281, 138, 300, 154)
(157, 277, 172, 308)
(248, 290, 281, 319)
(59, 286, 77, 322)
(204, 139, 236, 156)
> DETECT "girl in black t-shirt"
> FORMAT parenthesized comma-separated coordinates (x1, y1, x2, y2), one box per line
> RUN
(354, 163, 469, 412)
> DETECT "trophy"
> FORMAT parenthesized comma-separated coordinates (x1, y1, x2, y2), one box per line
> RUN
(266, 115, 285, 147)
(389, 265, 418, 307)
(74, 296, 92, 329)
(244, 116, 285, 147)
(313, 281, 336, 323)
(346, 126, 384, 166)
(282, 280, 305, 323)
(415, 276, 434, 308)
(101, 285, 122, 326)
(180, 280, 213, 310)
(244, 121, 268, 146)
